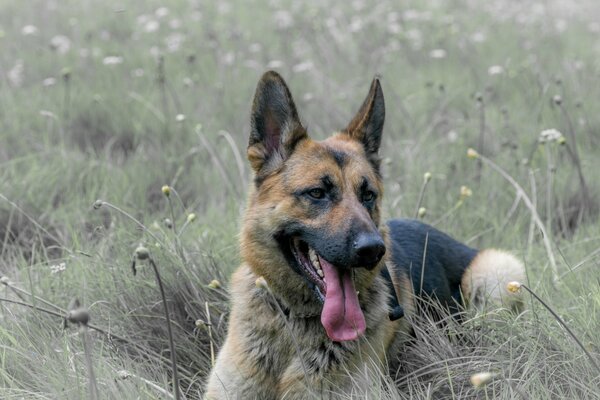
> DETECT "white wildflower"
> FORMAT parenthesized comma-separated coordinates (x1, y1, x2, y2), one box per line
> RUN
(488, 65, 504, 76)
(50, 35, 71, 54)
(222, 51, 235, 65)
(349, 17, 363, 33)
(40, 110, 58, 119)
(50, 262, 67, 274)
(429, 49, 447, 59)
(292, 61, 314, 73)
(267, 59, 284, 69)
(538, 129, 564, 143)
(149, 46, 161, 59)
(102, 56, 123, 65)
(165, 33, 185, 52)
(249, 43, 262, 53)
(471, 32, 486, 43)
(274, 10, 293, 30)
(175, 114, 185, 122)
(43, 77, 57, 87)
(155, 7, 169, 18)
(8, 60, 24, 87)
(21, 25, 38, 35)
(144, 19, 160, 33)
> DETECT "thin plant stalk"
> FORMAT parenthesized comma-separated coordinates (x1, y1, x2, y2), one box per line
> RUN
(519, 284, 600, 374)
(195, 125, 240, 197)
(413, 175, 431, 218)
(471, 151, 558, 281)
(148, 258, 181, 400)
(558, 102, 592, 218)
(80, 326, 99, 400)
(205, 301, 216, 367)
(545, 145, 554, 239)
(95, 201, 165, 247)
(218, 130, 247, 188)
(526, 170, 537, 260)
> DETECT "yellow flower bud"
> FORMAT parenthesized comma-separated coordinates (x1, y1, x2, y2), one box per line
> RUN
(417, 207, 427, 218)
(161, 185, 171, 197)
(467, 148, 479, 159)
(187, 213, 197, 223)
(507, 281, 522, 293)
(460, 185, 473, 200)
(423, 172, 432, 182)
(208, 279, 221, 289)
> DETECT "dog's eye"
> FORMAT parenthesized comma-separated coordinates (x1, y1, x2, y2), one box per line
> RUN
(308, 188, 325, 199)
(362, 191, 376, 202)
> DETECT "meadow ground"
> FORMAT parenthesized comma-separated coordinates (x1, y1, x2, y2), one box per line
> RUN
(1, 0, 599, 398)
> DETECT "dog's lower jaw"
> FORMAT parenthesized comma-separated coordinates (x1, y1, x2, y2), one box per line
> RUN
(205, 263, 398, 400)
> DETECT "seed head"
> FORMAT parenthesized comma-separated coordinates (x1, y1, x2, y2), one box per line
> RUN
(467, 148, 479, 159)
(164, 218, 173, 229)
(423, 172, 432, 183)
(208, 279, 221, 289)
(0, 276, 10, 285)
(66, 307, 90, 326)
(175, 114, 186, 122)
(195, 319, 210, 330)
(93, 199, 103, 210)
(161, 185, 171, 197)
(61, 67, 72, 82)
(116, 370, 131, 380)
(187, 213, 197, 223)
(135, 245, 150, 260)
(460, 185, 473, 200)
(470, 372, 496, 388)
(552, 95, 562, 105)
(255, 276, 269, 291)
(507, 281, 522, 293)
(417, 207, 427, 218)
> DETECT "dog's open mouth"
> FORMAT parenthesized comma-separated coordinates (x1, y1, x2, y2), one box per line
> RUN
(290, 238, 366, 342)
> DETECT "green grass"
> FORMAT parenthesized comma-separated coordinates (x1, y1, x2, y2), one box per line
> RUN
(1, 0, 599, 398)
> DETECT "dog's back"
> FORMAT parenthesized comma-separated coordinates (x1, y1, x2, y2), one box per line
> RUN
(384, 219, 525, 315)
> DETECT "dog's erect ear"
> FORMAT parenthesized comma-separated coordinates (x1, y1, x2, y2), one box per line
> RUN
(343, 77, 385, 168)
(248, 71, 307, 173)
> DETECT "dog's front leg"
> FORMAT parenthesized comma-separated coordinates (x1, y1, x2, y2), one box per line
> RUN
(204, 337, 278, 400)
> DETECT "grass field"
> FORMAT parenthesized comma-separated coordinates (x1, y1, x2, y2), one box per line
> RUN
(1, 0, 599, 398)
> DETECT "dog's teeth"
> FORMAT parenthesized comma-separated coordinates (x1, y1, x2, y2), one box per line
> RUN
(317, 268, 324, 278)
(309, 248, 317, 263)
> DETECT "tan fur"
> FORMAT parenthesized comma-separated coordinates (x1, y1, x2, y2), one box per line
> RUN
(461, 249, 526, 312)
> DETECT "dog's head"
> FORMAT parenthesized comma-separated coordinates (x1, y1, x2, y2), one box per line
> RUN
(241, 71, 386, 342)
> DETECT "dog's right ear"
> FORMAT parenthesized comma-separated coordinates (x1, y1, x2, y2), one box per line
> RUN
(248, 71, 307, 173)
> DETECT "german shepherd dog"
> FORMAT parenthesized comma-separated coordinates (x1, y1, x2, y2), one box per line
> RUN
(205, 71, 525, 399)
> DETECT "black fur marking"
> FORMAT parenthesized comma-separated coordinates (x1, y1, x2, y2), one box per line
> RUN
(382, 219, 479, 318)
(328, 149, 347, 168)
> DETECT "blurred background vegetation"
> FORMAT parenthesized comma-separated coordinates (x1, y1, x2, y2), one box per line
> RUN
(1, 0, 599, 398)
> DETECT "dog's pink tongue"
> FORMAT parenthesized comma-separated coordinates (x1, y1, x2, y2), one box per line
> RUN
(319, 256, 366, 342)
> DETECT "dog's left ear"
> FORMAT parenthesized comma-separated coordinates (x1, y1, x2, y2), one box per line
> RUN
(343, 77, 385, 168)
(248, 71, 307, 173)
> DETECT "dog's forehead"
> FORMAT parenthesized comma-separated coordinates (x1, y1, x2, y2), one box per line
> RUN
(284, 134, 378, 184)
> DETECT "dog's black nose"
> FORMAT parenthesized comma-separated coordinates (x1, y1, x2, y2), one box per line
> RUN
(354, 233, 386, 268)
